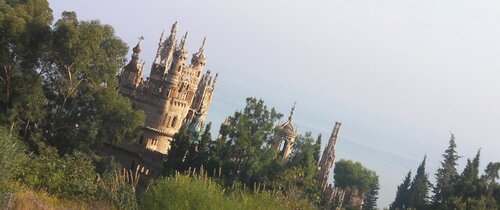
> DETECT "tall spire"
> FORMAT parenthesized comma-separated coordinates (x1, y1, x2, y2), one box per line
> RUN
(213, 73, 218, 87)
(159, 30, 165, 43)
(198, 37, 206, 54)
(179, 31, 188, 50)
(170, 21, 178, 35)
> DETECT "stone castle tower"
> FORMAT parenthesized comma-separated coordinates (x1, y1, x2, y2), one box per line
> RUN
(272, 103, 298, 160)
(317, 122, 342, 191)
(118, 22, 217, 154)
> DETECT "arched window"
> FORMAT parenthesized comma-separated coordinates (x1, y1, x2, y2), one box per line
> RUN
(171, 116, 178, 127)
(177, 65, 182, 72)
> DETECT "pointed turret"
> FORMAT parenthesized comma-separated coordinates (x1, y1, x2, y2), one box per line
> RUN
(191, 38, 207, 77)
(166, 31, 189, 86)
(171, 21, 178, 34)
(132, 39, 142, 57)
(154, 30, 165, 63)
(272, 103, 298, 160)
(119, 38, 145, 94)
(198, 37, 206, 55)
(179, 31, 188, 50)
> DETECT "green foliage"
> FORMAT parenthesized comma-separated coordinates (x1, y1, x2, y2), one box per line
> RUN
(17, 150, 99, 200)
(334, 159, 379, 209)
(392, 136, 500, 210)
(431, 134, 459, 208)
(212, 97, 283, 186)
(96, 168, 138, 210)
(0, 127, 27, 204)
(42, 11, 144, 154)
(334, 159, 379, 194)
(390, 170, 412, 210)
(363, 176, 380, 210)
(140, 173, 315, 210)
(164, 124, 192, 174)
(0, 0, 51, 149)
(285, 132, 322, 204)
(407, 156, 431, 210)
(1, 0, 144, 155)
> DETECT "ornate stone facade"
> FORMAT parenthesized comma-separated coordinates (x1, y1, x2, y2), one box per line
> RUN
(316, 122, 344, 208)
(118, 22, 217, 154)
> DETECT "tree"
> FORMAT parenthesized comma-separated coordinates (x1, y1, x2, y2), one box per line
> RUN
(407, 156, 431, 210)
(390, 170, 412, 210)
(480, 162, 500, 209)
(0, 0, 52, 150)
(283, 133, 323, 204)
(456, 149, 481, 198)
(188, 122, 212, 169)
(215, 97, 282, 185)
(334, 159, 378, 194)
(334, 159, 379, 209)
(164, 124, 192, 174)
(41, 11, 144, 154)
(452, 149, 485, 209)
(432, 134, 460, 207)
(363, 174, 380, 210)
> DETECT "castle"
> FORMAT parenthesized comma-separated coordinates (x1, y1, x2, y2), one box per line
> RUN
(112, 22, 359, 208)
(118, 22, 217, 154)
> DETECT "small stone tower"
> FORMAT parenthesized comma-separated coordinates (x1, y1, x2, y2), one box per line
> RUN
(317, 122, 342, 191)
(119, 40, 145, 95)
(272, 103, 298, 160)
(117, 22, 217, 154)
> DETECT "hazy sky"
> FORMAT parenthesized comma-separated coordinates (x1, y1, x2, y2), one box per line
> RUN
(49, 0, 500, 207)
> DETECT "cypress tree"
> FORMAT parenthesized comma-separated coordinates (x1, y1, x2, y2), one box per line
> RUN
(408, 156, 431, 210)
(390, 170, 412, 210)
(456, 149, 481, 199)
(431, 134, 459, 207)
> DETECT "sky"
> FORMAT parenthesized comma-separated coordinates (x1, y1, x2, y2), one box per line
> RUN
(49, 0, 500, 208)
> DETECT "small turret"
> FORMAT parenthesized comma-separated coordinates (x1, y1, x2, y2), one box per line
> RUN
(191, 38, 207, 78)
(118, 38, 145, 95)
(166, 31, 189, 86)
(179, 31, 188, 50)
(272, 103, 298, 160)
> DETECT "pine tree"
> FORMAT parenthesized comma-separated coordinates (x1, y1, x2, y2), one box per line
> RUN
(189, 123, 212, 169)
(163, 125, 192, 174)
(390, 170, 412, 210)
(363, 175, 380, 210)
(481, 162, 500, 208)
(431, 134, 459, 207)
(455, 149, 481, 201)
(408, 156, 430, 210)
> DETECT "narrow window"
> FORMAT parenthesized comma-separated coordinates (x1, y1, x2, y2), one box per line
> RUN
(171, 116, 178, 127)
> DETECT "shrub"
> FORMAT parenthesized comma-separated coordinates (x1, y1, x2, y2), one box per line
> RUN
(140, 172, 315, 210)
(0, 127, 27, 204)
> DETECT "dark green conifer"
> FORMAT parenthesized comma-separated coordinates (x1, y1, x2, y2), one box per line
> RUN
(408, 156, 430, 210)
(390, 170, 412, 210)
(431, 134, 459, 207)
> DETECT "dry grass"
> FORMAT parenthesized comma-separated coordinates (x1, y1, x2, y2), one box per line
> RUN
(3, 187, 112, 210)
